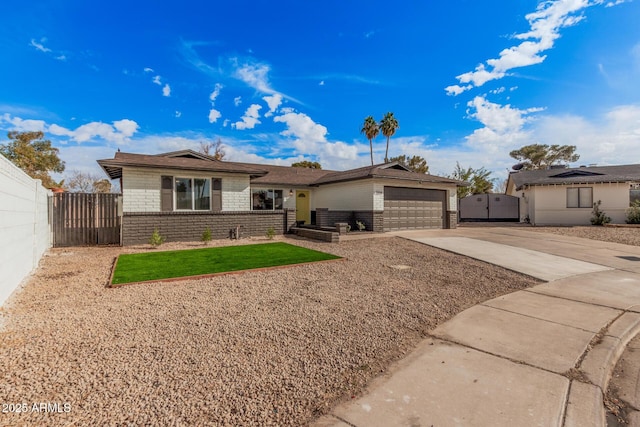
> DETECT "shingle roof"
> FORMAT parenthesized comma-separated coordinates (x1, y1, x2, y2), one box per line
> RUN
(97, 150, 465, 187)
(313, 163, 464, 186)
(509, 164, 640, 190)
(97, 151, 267, 179)
(234, 163, 334, 186)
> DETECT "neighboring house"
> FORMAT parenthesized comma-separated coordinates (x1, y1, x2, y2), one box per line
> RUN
(506, 164, 640, 225)
(98, 150, 463, 244)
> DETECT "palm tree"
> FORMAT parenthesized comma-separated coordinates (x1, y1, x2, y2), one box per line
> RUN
(360, 116, 379, 165)
(380, 112, 399, 163)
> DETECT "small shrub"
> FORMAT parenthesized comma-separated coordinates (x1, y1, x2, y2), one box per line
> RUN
(149, 228, 165, 247)
(590, 200, 611, 226)
(201, 227, 212, 244)
(626, 201, 640, 224)
(266, 226, 276, 240)
(346, 224, 351, 233)
(355, 220, 366, 231)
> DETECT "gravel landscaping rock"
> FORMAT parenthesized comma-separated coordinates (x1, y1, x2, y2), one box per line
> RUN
(0, 236, 538, 426)
(528, 226, 640, 247)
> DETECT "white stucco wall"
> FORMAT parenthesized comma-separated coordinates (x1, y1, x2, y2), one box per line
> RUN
(313, 180, 375, 210)
(0, 154, 51, 307)
(524, 183, 630, 225)
(122, 167, 250, 212)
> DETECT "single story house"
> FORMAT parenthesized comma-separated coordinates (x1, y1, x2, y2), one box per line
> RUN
(505, 164, 640, 225)
(98, 150, 463, 244)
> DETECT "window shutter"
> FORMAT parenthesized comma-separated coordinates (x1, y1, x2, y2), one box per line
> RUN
(212, 178, 222, 211)
(161, 176, 173, 211)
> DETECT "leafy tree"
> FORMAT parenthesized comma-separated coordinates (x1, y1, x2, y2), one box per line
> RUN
(379, 112, 399, 163)
(449, 162, 495, 199)
(291, 160, 322, 169)
(360, 116, 379, 166)
(199, 138, 225, 160)
(66, 170, 113, 193)
(509, 144, 580, 170)
(0, 131, 65, 188)
(389, 155, 429, 174)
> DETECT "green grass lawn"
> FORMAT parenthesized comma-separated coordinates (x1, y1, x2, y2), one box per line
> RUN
(111, 242, 341, 285)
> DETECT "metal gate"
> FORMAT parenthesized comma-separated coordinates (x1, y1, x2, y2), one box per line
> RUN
(51, 193, 122, 247)
(459, 194, 519, 221)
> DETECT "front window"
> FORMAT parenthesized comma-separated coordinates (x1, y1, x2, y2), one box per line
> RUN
(567, 187, 592, 208)
(176, 178, 210, 210)
(252, 189, 283, 210)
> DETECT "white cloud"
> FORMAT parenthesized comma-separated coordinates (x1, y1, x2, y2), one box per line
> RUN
(271, 110, 360, 165)
(152, 76, 162, 85)
(48, 119, 139, 144)
(232, 104, 262, 130)
(30, 38, 51, 53)
(175, 111, 182, 118)
(223, 119, 230, 127)
(143, 67, 154, 73)
(606, 0, 628, 7)
(29, 37, 66, 61)
(112, 119, 139, 137)
(319, 80, 325, 86)
(234, 96, 242, 107)
(446, 0, 617, 95)
(208, 109, 222, 123)
(162, 84, 171, 97)
(209, 83, 223, 102)
(0, 113, 47, 132)
(464, 96, 544, 151)
(231, 59, 275, 94)
(263, 93, 283, 117)
(490, 87, 506, 95)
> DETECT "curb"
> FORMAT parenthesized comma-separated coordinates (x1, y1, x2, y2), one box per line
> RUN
(566, 311, 640, 426)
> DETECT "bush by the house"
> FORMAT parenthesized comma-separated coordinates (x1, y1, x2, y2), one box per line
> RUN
(266, 226, 276, 240)
(149, 228, 165, 247)
(627, 201, 640, 224)
(590, 200, 611, 226)
(201, 227, 212, 244)
(355, 220, 366, 231)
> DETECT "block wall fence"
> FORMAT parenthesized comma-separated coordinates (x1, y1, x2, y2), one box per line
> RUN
(0, 154, 51, 307)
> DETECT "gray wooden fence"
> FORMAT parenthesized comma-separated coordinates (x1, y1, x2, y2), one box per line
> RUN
(51, 193, 122, 247)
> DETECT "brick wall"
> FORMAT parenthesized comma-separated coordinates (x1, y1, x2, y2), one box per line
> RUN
(446, 210, 457, 229)
(313, 210, 383, 232)
(122, 209, 295, 245)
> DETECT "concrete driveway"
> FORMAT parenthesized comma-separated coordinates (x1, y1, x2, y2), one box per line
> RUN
(314, 227, 640, 427)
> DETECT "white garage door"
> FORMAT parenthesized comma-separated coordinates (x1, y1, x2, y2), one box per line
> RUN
(383, 187, 446, 231)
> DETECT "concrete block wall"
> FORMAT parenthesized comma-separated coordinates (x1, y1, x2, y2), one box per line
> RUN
(0, 154, 52, 307)
(122, 210, 294, 245)
(315, 209, 383, 232)
(446, 210, 457, 229)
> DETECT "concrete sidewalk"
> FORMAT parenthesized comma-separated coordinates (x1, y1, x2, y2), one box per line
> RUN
(313, 228, 640, 427)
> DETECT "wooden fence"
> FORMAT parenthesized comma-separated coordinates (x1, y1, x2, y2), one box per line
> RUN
(51, 193, 122, 247)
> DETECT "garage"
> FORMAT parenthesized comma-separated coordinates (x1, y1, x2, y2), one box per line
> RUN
(383, 187, 446, 231)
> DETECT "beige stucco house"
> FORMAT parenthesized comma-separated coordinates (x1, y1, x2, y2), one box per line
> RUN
(98, 150, 463, 244)
(506, 164, 640, 225)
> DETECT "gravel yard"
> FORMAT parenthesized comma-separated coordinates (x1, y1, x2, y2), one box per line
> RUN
(527, 226, 640, 247)
(1, 236, 538, 426)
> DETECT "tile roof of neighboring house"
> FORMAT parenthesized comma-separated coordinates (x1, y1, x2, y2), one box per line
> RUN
(509, 164, 640, 190)
(97, 150, 267, 179)
(97, 150, 466, 186)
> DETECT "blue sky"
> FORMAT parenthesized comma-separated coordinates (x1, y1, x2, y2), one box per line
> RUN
(1, 0, 639, 183)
